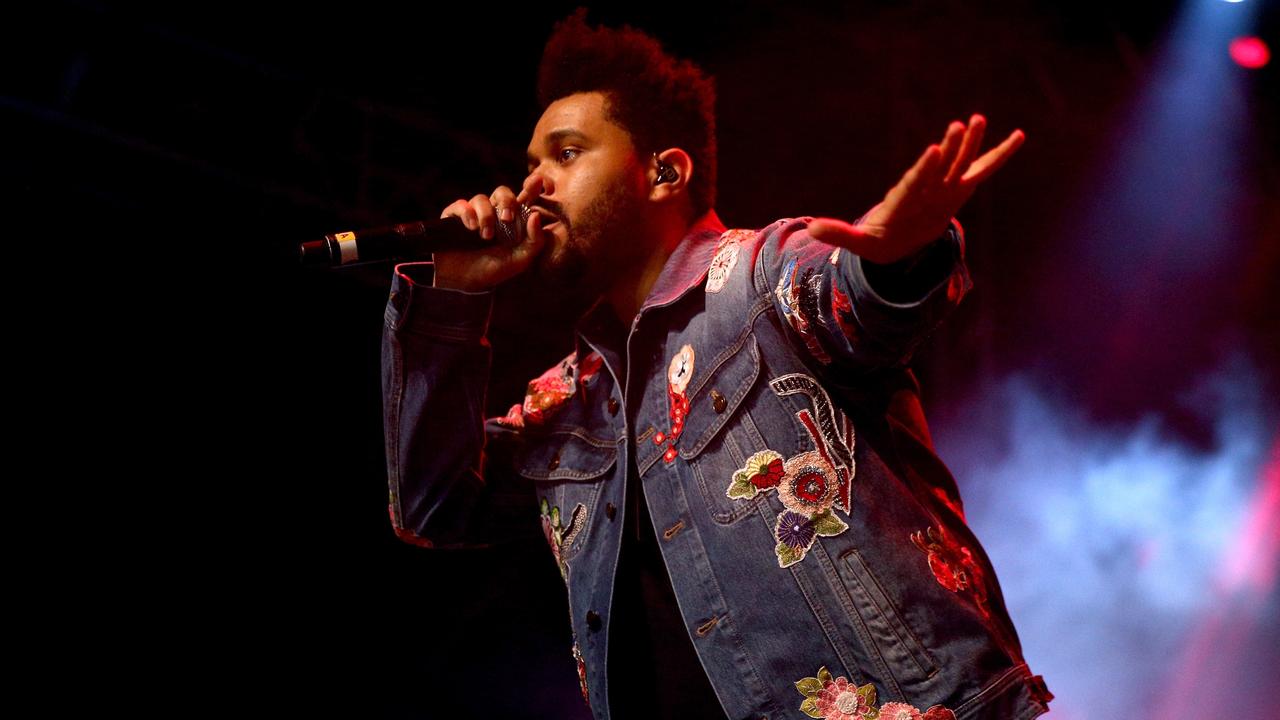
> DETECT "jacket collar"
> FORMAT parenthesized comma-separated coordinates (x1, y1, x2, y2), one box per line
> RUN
(639, 207, 728, 312)
(573, 208, 727, 358)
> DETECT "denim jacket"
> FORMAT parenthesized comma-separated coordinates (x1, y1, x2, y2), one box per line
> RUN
(382, 209, 1052, 720)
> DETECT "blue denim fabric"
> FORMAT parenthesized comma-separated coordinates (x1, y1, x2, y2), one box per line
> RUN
(382, 209, 1052, 719)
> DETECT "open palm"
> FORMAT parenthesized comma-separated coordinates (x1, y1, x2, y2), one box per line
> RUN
(809, 114, 1025, 265)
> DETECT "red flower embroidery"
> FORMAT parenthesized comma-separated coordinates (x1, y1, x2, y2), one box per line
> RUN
(911, 526, 989, 616)
(752, 457, 785, 488)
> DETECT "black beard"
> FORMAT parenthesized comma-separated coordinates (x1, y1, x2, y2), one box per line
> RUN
(528, 180, 646, 311)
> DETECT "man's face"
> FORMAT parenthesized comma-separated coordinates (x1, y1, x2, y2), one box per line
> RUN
(523, 91, 650, 294)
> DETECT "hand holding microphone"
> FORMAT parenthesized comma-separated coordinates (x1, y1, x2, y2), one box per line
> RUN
(432, 184, 554, 292)
(298, 184, 556, 292)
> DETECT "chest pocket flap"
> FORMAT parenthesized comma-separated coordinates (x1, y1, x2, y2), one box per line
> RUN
(678, 333, 761, 460)
(514, 427, 618, 482)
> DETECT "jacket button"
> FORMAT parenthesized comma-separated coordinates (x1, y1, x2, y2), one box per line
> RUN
(605, 502, 616, 520)
(711, 389, 727, 414)
(586, 610, 602, 631)
(607, 397, 619, 416)
(548, 452, 560, 471)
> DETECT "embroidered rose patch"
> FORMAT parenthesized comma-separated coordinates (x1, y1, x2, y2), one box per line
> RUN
(911, 525, 989, 616)
(795, 666, 957, 720)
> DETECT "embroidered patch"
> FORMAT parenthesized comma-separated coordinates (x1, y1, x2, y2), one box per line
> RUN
(775, 258, 833, 364)
(795, 666, 877, 719)
(795, 667, 957, 720)
(523, 353, 576, 425)
(911, 526, 990, 617)
(771, 374, 855, 514)
(661, 345, 695, 463)
(540, 498, 587, 580)
(494, 403, 525, 428)
(572, 641, 590, 708)
(779, 451, 839, 515)
(726, 450, 785, 499)
(706, 230, 746, 293)
(879, 703, 957, 720)
(831, 285, 859, 342)
(719, 375, 857, 568)
(775, 508, 848, 568)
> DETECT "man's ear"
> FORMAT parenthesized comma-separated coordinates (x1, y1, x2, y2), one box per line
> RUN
(648, 148, 693, 204)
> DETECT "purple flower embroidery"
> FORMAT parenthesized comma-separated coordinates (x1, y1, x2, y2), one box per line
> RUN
(777, 511, 817, 550)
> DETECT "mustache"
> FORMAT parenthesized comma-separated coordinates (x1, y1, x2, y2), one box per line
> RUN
(530, 202, 564, 223)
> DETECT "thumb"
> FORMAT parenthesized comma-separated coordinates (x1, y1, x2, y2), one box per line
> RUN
(507, 209, 550, 273)
(808, 217, 873, 252)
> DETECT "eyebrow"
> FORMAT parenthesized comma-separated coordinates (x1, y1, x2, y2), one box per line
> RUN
(526, 128, 589, 168)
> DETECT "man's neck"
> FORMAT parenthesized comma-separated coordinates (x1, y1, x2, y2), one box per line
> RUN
(605, 210, 692, 325)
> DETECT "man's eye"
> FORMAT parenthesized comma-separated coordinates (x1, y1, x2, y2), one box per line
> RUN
(558, 148, 580, 163)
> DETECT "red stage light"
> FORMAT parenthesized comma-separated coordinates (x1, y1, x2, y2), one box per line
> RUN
(1229, 36, 1270, 69)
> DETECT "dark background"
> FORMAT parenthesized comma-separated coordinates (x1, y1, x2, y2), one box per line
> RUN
(10, 1, 1277, 716)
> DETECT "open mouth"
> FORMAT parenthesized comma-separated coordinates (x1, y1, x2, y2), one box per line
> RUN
(533, 208, 562, 229)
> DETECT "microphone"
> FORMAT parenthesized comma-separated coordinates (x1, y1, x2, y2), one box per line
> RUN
(299, 204, 535, 267)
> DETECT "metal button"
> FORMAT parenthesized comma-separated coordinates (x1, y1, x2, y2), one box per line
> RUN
(605, 502, 616, 520)
(607, 397, 619, 416)
(586, 610, 602, 631)
(548, 452, 560, 471)
(711, 389, 727, 414)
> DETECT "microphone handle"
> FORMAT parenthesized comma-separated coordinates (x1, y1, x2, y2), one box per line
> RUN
(300, 204, 533, 267)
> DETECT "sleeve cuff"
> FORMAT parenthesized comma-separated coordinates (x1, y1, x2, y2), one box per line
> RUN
(847, 220, 971, 332)
(386, 261, 495, 340)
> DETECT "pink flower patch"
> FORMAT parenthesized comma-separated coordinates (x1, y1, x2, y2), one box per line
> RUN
(816, 676, 874, 719)
(878, 702, 956, 720)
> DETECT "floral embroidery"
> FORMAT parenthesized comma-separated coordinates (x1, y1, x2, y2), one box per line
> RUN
(775, 509, 847, 567)
(572, 641, 590, 707)
(523, 353, 577, 425)
(706, 230, 745, 293)
(540, 498, 587, 580)
(795, 667, 957, 720)
(660, 345, 695, 463)
(493, 403, 525, 428)
(878, 703, 956, 720)
(771, 374, 855, 515)
(778, 451, 839, 515)
(911, 525, 989, 616)
(723, 374, 858, 568)
(795, 666, 878, 719)
(726, 450, 785, 499)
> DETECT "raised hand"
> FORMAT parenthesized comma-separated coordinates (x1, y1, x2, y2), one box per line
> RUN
(808, 114, 1025, 265)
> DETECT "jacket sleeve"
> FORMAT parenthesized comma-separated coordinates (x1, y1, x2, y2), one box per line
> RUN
(381, 262, 542, 549)
(757, 215, 971, 373)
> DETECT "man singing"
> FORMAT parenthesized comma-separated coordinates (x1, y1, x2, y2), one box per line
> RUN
(382, 8, 1050, 720)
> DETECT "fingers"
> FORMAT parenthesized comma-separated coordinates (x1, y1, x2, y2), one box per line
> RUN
(962, 129, 1025, 185)
(936, 121, 966, 182)
(507, 207, 549, 271)
(470, 193, 498, 240)
(440, 198, 479, 230)
(945, 114, 986, 185)
(440, 186, 521, 242)
(491, 186, 519, 224)
(516, 174, 544, 207)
